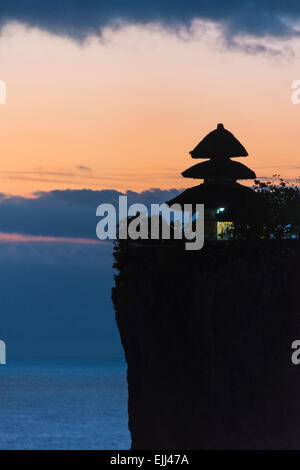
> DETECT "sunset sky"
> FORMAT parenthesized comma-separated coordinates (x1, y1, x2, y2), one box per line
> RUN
(1, 10, 300, 196)
(1, 2, 300, 361)
(2, 4, 300, 452)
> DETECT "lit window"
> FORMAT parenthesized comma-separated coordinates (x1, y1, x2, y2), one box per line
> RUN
(216, 207, 225, 214)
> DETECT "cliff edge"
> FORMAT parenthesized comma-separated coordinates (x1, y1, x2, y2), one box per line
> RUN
(112, 239, 300, 449)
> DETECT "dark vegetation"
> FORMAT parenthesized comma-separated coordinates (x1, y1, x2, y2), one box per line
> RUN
(231, 178, 300, 240)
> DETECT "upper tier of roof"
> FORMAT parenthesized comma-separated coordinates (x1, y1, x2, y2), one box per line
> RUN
(190, 123, 248, 159)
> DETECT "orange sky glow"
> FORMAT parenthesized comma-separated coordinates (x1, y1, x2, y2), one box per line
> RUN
(1, 21, 300, 196)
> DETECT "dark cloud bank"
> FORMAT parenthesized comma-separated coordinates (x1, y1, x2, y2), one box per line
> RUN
(0, 188, 180, 238)
(0, 188, 180, 362)
(0, 1, 300, 50)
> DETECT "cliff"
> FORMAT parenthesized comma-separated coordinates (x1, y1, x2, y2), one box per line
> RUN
(112, 239, 300, 449)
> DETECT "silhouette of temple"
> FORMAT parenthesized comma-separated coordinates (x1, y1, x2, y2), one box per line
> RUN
(167, 123, 260, 238)
(113, 122, 300, 450)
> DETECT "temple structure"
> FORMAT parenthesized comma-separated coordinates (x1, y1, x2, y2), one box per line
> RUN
(167, 123, 260, 239)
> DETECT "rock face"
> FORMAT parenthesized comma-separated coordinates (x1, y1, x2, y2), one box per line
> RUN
(112, 239, 300, 449)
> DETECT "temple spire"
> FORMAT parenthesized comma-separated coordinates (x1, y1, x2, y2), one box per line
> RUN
(184, 123, 255, 183)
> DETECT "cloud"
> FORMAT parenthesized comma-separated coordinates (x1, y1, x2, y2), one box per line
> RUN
(0, 1, 300, 53)
(0, 232, 103, 244)
(77, 165, 91, 172)
(0, 170, 181, 187)
(0, 187, 181, 239)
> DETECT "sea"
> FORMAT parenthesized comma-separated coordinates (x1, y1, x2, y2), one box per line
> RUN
(0, 360, 130, 450)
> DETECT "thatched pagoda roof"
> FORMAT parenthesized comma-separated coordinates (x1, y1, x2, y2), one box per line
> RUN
(166, 182, 263, 221)
(190, 123, 248, 159)
(182, 159, 256, 180)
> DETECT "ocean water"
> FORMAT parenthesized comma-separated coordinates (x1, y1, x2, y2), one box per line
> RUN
(0, 361, 130, 450)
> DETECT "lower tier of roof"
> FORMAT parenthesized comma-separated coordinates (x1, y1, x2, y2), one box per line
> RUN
(166, 181, 265, 222)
